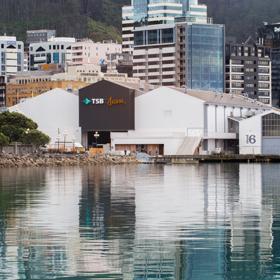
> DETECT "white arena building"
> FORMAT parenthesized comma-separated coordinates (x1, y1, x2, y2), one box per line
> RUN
(110, 86, 270, 155)
(8, 80, 280, 155)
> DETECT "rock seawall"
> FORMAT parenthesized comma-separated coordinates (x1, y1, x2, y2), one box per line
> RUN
(0, 154, 139, 168)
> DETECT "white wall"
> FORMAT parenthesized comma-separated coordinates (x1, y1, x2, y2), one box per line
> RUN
(112, 87, 205, 155)
(9, 89, 81, 146)
(135, 87, 204, 132)
(239, 114, 262, 154)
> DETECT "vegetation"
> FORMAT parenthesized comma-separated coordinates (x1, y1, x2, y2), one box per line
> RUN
(0, 0, 129, 42)
(22, 130, 50, 147)
(201, 0, 280, 41)
(0, 132, 9, 146)
(0, 0, 279, 43)
(0, 111, 50, 146)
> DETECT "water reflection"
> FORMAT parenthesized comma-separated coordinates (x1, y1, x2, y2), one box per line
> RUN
(1, 164, 280, 279)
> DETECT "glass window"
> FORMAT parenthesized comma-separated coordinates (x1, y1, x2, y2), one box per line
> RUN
(162, 28, 174, 44)
(187, 24, 225, 92)
(148, 30, 158, 45)
(134, 31, 144, 46)
(262, 113, 280, 137)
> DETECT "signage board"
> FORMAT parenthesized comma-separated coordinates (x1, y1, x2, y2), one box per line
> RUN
(79, 80, 135, 131)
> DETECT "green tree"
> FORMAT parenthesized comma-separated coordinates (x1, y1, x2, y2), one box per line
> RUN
(0, 111, 37, 130)
(22, 130, 50, 147)
(0, 112, 38, 143)
(0, 132, 9, 146)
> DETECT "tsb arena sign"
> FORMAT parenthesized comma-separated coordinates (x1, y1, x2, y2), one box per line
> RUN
(83, 97, 126, 106)
(79, 80, 135, 131)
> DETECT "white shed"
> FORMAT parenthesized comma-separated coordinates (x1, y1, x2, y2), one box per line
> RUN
(9, 88, 81, 147)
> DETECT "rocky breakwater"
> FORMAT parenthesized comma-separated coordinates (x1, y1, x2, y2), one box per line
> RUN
(0, 153, 139, 168)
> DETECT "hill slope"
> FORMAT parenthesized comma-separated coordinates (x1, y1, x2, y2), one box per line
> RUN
(201, 0, 280, 41)
(0, 0, 280, 42)
(0, 0, 129, 42)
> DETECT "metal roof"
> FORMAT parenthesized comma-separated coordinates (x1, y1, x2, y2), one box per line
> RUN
(171, 87, 271, 109)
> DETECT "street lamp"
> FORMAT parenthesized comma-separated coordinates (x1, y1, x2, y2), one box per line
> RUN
(94, 131, 100, 147)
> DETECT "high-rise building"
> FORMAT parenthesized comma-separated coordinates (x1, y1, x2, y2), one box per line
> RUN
(258, 23, 280, 107)
(124, 0, 224, 90)
(175, 22, 225, 92)
(0, 36, 24, 81)
(225, 42, 272, 105)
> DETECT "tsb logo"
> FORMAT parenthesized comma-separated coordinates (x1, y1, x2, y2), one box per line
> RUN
(92, 98, 105, 104)
(83, 97, 105, 105)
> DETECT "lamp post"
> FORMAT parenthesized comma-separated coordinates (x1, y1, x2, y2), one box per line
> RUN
(94, 131, 100, 147)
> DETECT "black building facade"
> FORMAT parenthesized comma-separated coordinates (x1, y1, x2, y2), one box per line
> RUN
(225, 42, 271, 105)
(258, 23, 280, 107)
(79, 80, 135, 148)
(0, 76, 6, 107)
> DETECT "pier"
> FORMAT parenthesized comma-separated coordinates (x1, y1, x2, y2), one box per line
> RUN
(152, 155, 280, 164)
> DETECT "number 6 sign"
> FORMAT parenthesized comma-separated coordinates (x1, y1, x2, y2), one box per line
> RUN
(246, 135, 256, 144)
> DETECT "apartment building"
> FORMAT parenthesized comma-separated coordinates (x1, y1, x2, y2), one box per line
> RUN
(70, 40, 121, 66)
(258, 23, 280, 107)
(225, 42, 272, 105)
(29, 37, 75, 70)
(0, 36, 24, 81)
(133, 24, 176, 86)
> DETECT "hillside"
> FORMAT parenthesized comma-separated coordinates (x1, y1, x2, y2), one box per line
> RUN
(0, 0, 129, 42)
(1, 0, 280, 43)
(201, 0, 280, 41)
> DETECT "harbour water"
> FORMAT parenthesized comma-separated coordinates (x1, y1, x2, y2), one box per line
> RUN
(0, 163, 280, 279)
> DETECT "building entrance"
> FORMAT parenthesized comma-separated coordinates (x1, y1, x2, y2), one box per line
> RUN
(87, 131, 111, 147)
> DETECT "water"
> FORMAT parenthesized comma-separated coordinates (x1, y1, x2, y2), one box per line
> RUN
(0, 163, 280, 279)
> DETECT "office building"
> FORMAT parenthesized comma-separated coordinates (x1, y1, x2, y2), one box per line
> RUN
(29, 37, 75, 70)
(225, 42, 272, 105)
(258, 22, 280, 107)
(26, 30, 56, 45)
(175, 22, 225, 92)
(0, 36, 24, 81)
(124, 0, 224, 90)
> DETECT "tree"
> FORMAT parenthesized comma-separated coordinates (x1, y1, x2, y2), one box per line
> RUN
(22, 130, 50, 147)
(0, 112, 38, 143)
(0, 132, 9, 146)
(0, 111, 37, 130)
(0, 111, 51, 147)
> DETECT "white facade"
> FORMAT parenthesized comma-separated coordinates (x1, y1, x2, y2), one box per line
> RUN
(133, 24, 176, 86)
(122, 6, 134, 54)
(29, 37, 75, 70)
(70, 40, 122, 66)
(0, 36, 24, 81)
(8, 88, 81, 147)
(111, 87, 270, 155)
(239, 109, 280, 155)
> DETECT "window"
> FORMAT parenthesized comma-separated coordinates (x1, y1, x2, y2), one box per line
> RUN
(262, 113, 280, 136)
